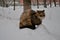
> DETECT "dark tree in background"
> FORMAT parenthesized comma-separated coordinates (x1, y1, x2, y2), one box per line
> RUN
(37, 0, 39, 8)
(53, 0, 56, 7)
(14, 0, 15, 10)
(50, 0, 52, 7)
(43, 0, 47, 8)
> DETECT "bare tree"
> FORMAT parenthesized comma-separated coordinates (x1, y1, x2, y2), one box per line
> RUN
(43, 0, 47, 8)
(50, 0, 52, 7)
(53, 0, 56, 7)
(13, 0, 15, 10)
(37, 0, 39, 8)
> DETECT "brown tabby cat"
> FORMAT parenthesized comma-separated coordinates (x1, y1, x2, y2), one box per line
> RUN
(19, 9, 45, 30)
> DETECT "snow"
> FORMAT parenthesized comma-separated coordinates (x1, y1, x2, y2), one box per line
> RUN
(0, 5, 60, 40)
(0, 19, 57, 40)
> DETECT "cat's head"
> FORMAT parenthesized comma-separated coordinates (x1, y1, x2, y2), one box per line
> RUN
(35, 10, 45, 20)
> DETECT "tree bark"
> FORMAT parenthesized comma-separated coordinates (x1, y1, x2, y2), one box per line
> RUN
(14, 0, 15, 10)
(43, 0, 47, 8)
(53, 0, 56, 7)
(23, 0, 31, 11)
(50, 0, 52, 7)
(37, 0, 39, 8)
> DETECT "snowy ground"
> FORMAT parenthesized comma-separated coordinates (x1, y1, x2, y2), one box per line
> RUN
(0, 19, 57, 40)
(0, 5, 60, 40)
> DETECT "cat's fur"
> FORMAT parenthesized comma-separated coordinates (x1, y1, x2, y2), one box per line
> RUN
(19, 9, 45, 30)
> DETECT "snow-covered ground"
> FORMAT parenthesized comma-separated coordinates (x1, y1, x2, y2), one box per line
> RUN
(0, 5, 60, 40)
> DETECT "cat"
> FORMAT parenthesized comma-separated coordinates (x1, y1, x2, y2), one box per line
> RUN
(19, 9, 45, 30)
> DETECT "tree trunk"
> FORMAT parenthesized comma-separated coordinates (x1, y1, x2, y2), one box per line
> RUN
(23, 0, 31, 11)
(53, 0, 56, 7)
(50, 0, 52, 7)
(43, 0, 47, 8)
(37, 0, 39, 8)
(14, 0, 15, 10)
